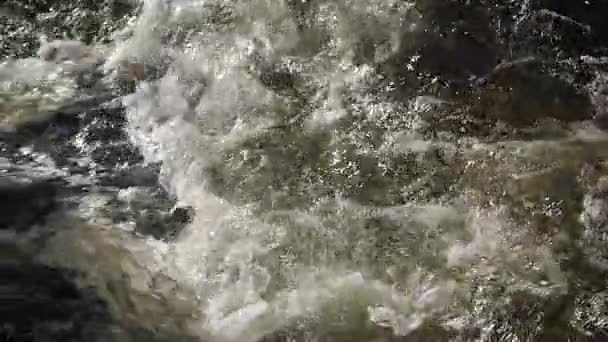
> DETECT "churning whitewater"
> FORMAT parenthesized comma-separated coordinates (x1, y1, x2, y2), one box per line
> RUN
(5, 0, 608, 341)
(104, 0, 564, 340)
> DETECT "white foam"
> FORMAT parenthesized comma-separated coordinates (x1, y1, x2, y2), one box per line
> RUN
(93, 0, 571, 339)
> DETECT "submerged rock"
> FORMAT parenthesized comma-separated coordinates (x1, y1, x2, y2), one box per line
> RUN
(375, 0, 501, 102)
(1, 93, 115, 150)
(593, 112, 608, 131)
(580, 176, 608, 266)
(0, 258, 119, 342)
(0, 178, 58, 231)
(0, 248, 198, 342)
(471, 58, 594, 127)
(134, 206, 193, 240)
(98, 165, 160, 188)
(536, 0, 608, 54)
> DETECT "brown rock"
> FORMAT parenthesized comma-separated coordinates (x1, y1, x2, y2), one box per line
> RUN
(127, 62, 145, 81)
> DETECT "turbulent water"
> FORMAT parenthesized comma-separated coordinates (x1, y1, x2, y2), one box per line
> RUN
(4, 0, 608, 341)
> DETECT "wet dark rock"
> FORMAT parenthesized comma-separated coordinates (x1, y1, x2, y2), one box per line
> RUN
(134, 206, 192, 240)
(4, 112, 75, 144)
(79, 105, 130, 145)
(98, 165, 160, 188)
(0, 178, 58, 231)
(4, 93, 115, 146)
(82, 119, 128, 143)
(259, 67, 296, 94)
(581, 188, 608, 235)
(512, 7, 594, 58)
(377, 0, 501, 102)
(536, 0, 608, 55)
(102, 187, 192, 240)
(135, 211, 173, 239)
(0, 258, 118, 342)
(423, 34, 497, 81)
(593, 112, 608, 130)
(170, 206, 194, 224)
(470, 58, 594, 126)
(580, 176, 608, 266)
(572, 293, 608, 340)
(414, 97, 497, 138)
(90, 142, 144, 167)
(0, 252, 197, 342)
(0, 0, 138, 59)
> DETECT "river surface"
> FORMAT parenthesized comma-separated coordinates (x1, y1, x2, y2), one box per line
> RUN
(3, 1, 608, 341)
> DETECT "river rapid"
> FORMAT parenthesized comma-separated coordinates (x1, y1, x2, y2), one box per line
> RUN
(3, 0, 608, 341)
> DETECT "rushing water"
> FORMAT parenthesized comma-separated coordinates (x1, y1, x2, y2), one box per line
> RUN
(4, 0, 608, 341)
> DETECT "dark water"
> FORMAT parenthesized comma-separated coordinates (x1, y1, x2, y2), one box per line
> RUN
(3, 1, 608, 341)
